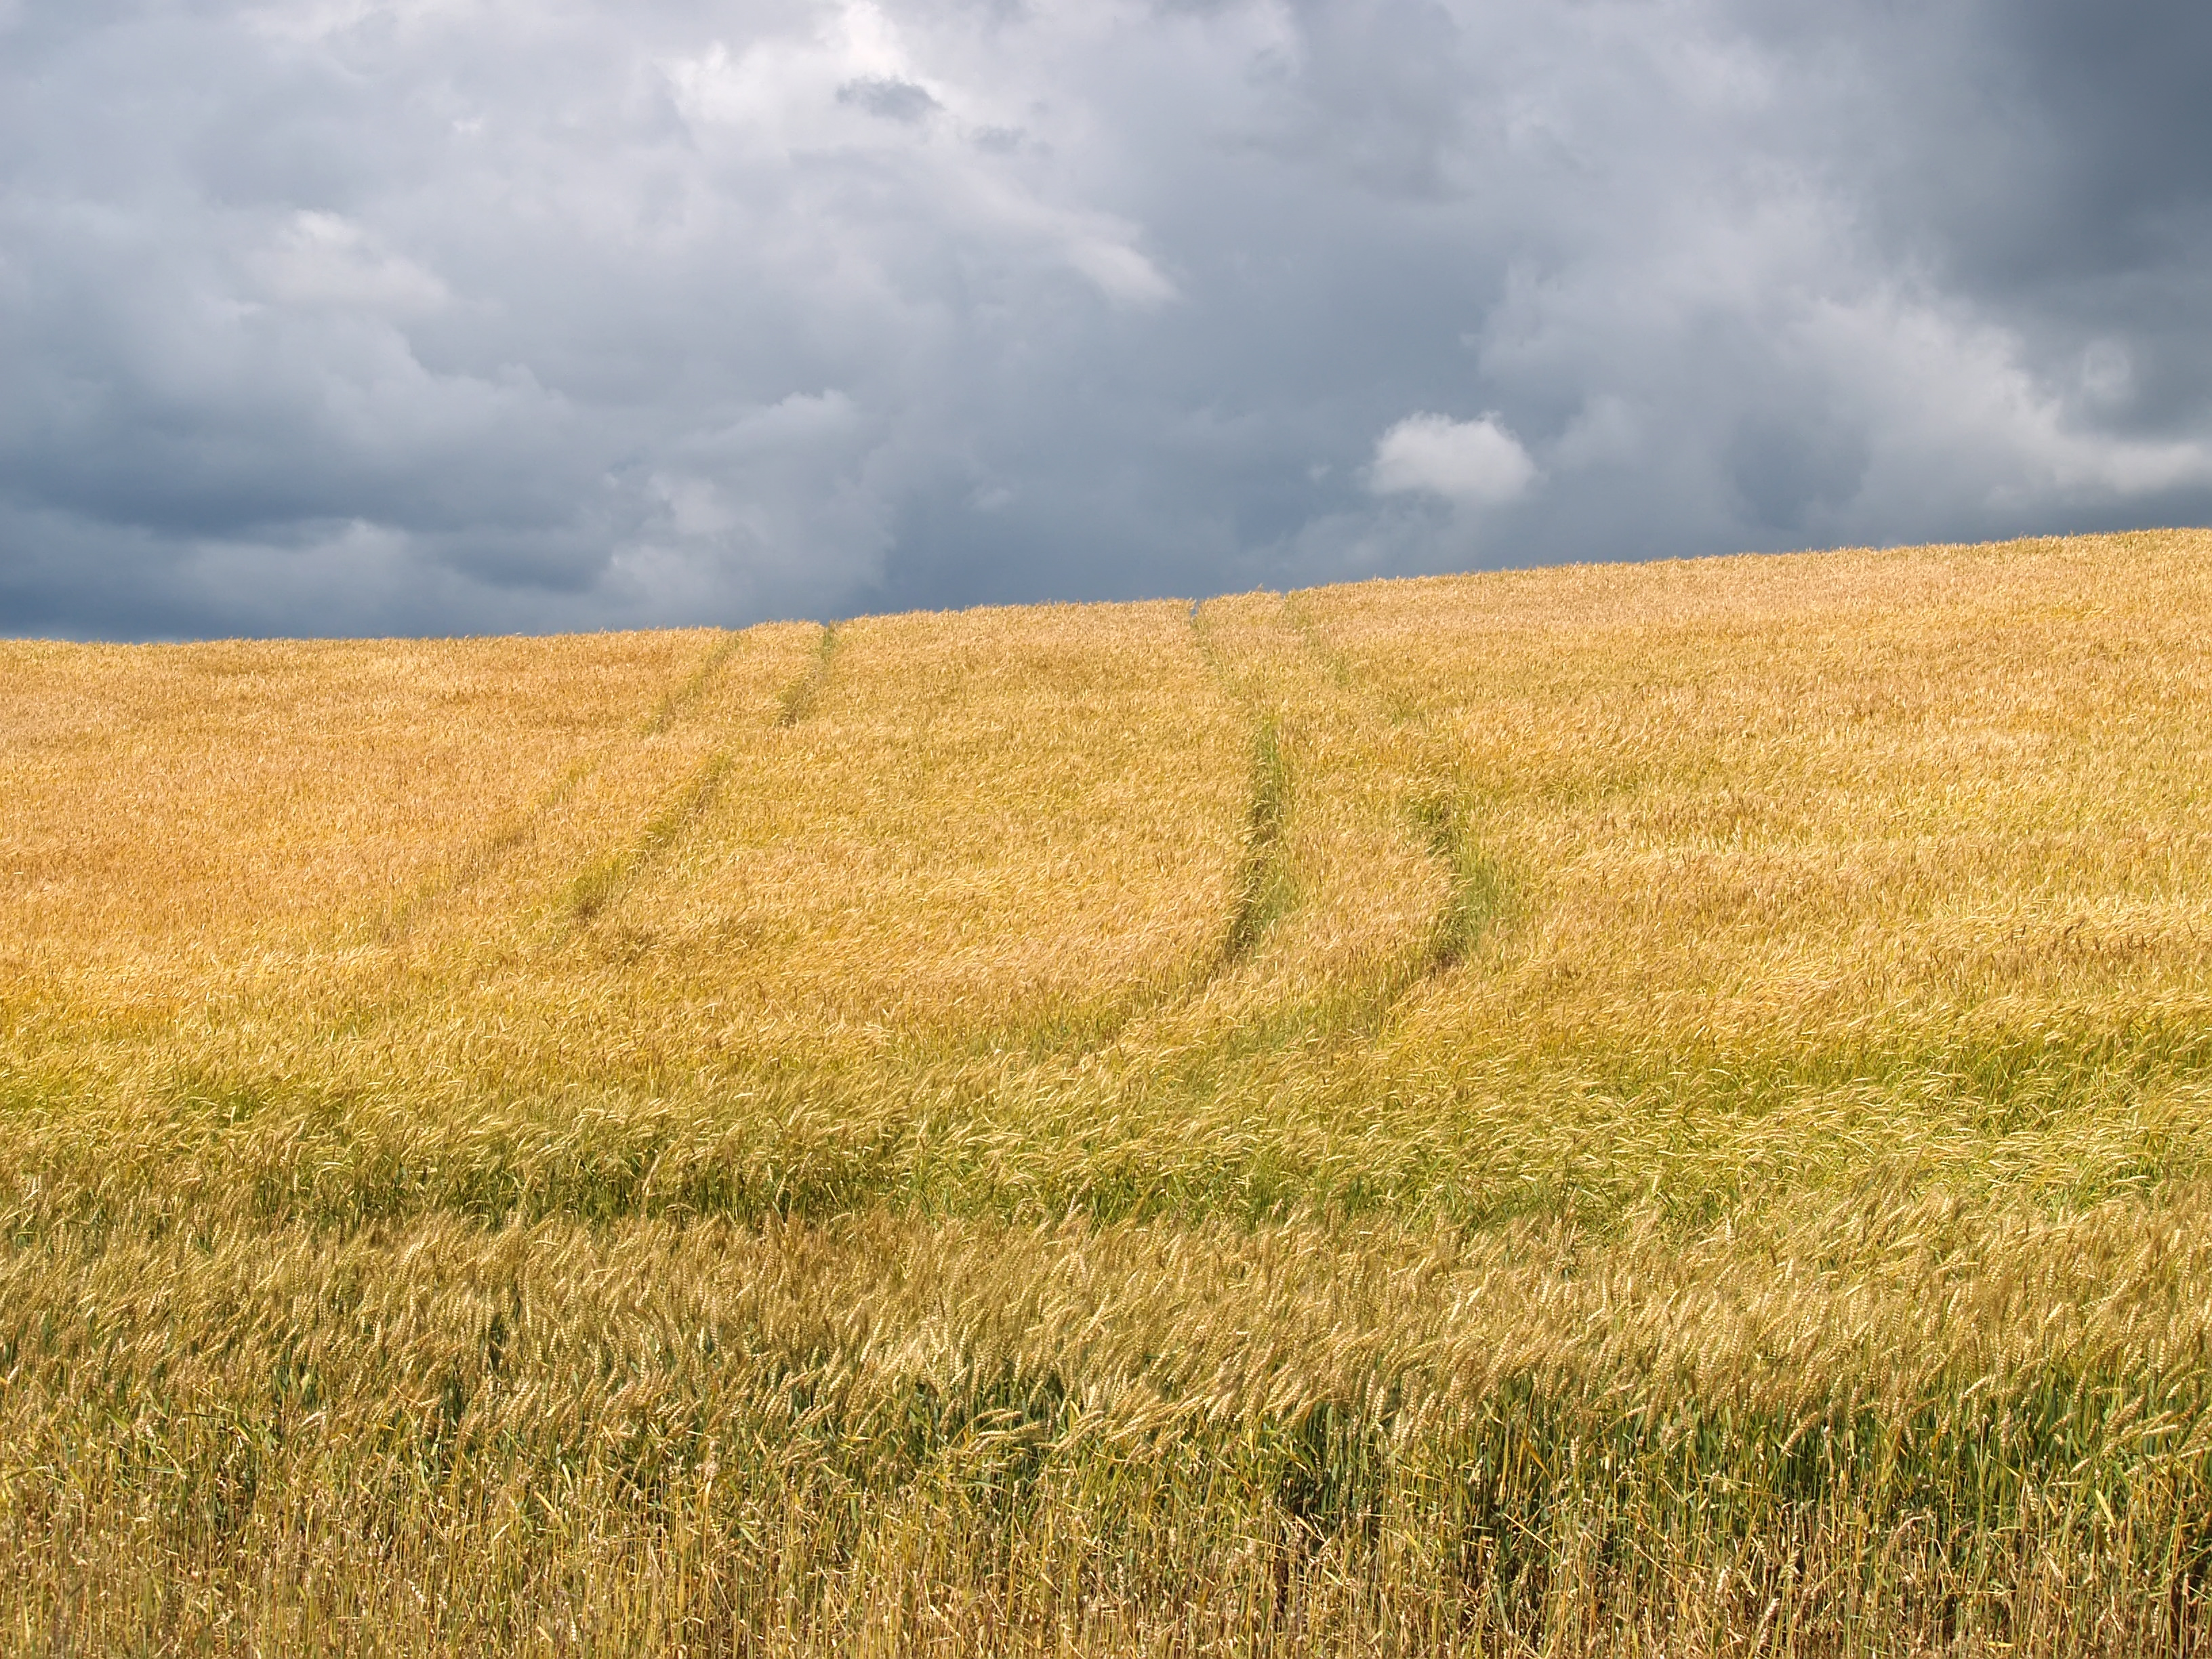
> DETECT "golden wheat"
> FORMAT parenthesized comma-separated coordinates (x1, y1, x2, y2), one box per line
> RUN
(7, 532, 2212, 1652)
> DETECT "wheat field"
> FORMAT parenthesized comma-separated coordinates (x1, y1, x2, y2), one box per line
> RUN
(7, 531, 2212, 1653)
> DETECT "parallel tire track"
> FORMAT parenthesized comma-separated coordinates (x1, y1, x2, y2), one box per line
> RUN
(375, 630, 744, 944)
(560, 750, 735, 927)
(1281, 593, 1514, 980)
(1191, 600, 1303, 966)
(775, 623, 840, 727)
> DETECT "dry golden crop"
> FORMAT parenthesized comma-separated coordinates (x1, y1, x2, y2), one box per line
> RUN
(5, 531, 2212, 1653)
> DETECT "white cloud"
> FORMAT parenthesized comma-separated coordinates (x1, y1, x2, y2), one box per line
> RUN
(1798, 287, 2212, 523)
(251, 212, 450, 314)
(659, 12, 1174, 310)
(1370, 413, 1538, 507)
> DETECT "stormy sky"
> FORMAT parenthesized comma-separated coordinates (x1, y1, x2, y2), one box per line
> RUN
(4, 1, 2211, 639)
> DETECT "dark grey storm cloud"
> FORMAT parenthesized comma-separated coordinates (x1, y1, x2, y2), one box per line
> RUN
(3, 0, 2210, 638)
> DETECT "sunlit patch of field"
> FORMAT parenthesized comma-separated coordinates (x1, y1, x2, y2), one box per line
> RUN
(6, 532, 2212, 1652)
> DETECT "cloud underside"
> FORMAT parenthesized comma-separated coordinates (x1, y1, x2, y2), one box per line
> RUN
(3, 0, 2211, 638)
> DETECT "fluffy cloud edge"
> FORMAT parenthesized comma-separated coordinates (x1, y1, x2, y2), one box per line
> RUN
(1369, 413, 1539, 508)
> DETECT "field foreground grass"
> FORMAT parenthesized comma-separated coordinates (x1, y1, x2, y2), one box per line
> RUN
(7, 532, 2212, 1652)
